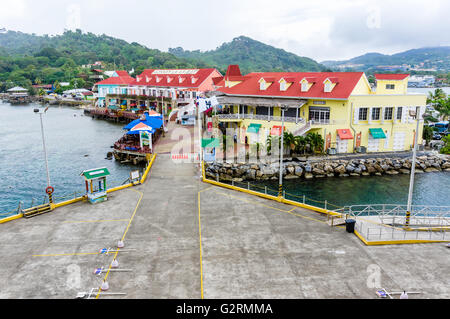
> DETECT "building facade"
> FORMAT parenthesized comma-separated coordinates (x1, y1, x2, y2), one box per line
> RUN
(211, 65, 426, 154)
(94, 71, 135, 107)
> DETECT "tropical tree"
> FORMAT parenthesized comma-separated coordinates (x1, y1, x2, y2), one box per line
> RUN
(283, 131, 295, 155)
(293, 135, 308, 155)
(427, 88, 446, 106)
(440, 135, 450, 155)
(435, 97, 450, 121)
(422, 125, 435, 146)
(306, 132, 325, 153)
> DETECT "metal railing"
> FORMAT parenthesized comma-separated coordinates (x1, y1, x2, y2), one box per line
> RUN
(0, 171, 146, 221)
(215, 113, 306, 123)
(343, 204, 450, 228)
(354, 219, 449, 241)
(207, 175, 344, 211)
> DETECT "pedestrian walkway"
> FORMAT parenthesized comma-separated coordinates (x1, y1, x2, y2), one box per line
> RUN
(0, 152, 449, 298)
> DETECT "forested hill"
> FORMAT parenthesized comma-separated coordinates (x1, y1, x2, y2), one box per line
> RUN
(322, 47, 450, 72)
(169, 36, 325, 74)
(0, 30, 209, 91)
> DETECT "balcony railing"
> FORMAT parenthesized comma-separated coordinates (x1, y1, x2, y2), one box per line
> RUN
(106, 93, 173, 101)
(215, 113, 306, 123)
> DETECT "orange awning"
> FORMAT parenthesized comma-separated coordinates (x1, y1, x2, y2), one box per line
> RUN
(270, 126, 285, 136)
(337, 129, 354, 140)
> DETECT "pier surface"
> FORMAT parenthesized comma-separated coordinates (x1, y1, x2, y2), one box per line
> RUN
(0, 153, 449, 299)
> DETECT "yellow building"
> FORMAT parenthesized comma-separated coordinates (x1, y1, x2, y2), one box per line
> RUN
(211, 65, 426, 154)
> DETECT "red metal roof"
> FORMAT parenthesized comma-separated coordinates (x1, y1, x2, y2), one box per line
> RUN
(225, 65, 242, 77)
(131, 68, 219, 89)
(216, 67, 365, 99)
(95, 75, 135, 86)
(115, 70, 129, 77)
(375, 74, 409, 80)
(212, 76, 224, 85)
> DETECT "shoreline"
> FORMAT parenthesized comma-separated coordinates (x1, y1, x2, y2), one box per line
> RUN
(205, 153, 450, 182)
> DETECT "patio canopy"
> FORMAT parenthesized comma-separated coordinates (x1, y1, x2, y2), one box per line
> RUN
(123, 113, 163, 131)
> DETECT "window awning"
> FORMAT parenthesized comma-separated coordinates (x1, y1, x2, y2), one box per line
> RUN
(247, 123, 262, 134)
(337, 129, 354, 140)
(369, 128, 386, 139)
(202, 138, 220, 148)
(270, 126, 285, 136)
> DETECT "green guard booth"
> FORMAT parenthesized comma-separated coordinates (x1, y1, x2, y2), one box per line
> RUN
(80, 167, 111, 204)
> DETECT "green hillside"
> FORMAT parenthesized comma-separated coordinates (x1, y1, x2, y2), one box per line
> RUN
(169, 36, 325, 74)
(322, 47, 450, 73)
(0, 30, 207, 92)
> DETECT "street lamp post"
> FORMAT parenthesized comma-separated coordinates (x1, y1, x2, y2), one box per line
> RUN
(34, 107, 54, 203)
(405, 110, 422, 228)
(278, 105, 289, 198)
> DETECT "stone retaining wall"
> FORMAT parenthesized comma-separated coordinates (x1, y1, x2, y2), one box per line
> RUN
(205, 155, 450, 182)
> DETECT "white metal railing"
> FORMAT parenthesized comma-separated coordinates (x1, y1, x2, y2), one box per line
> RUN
(345, 204, 450, 228)
(215, 113, 349, 126)
(354, 219, 449, 241)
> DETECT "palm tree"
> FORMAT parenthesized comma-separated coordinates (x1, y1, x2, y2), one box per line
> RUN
(293, 135, 308, 155)
(283, 131, 295, 155)
(427, 88, 446, 106)
(422, 125, 435, 146)
(306, 132, 325, 153)
(435, 97, 450, 121)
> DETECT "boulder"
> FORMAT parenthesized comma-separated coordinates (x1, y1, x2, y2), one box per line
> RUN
(294, 166, 304, 177)
(335, 165, 346, 174)
(287, 166, 295, 175)
(304, 173, 314, 179)
(399, 169, 410, 175)
(385, 170, 399, 175)
(346, 164, 356, 173)
(312, 168, 326, 175)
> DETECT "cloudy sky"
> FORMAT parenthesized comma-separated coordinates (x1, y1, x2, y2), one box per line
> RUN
(0, 0, 449, 61)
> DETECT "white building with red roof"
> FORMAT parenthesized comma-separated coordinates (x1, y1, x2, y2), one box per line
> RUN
(124, 68, 222, 115)
(210, 65, 426, 154)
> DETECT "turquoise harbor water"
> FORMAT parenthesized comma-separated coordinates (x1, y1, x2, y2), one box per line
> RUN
(256, 172, 450, 209)
(0, 102, 140, 215)
(1, 87, 450, 216)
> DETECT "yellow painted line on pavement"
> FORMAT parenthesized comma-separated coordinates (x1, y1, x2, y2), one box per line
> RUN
(33, 252, 101, 257)
(198, 191, 205, 300)
(62, 219, 130, 224)
(95, 188, 144, 299)
(215, 190, 327, 225)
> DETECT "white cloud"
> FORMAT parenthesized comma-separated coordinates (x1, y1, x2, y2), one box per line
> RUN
(0, 0, 449, 61)
(0, 0, 26, 19)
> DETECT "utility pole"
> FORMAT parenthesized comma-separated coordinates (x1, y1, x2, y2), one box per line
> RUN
(34, 107, 53, 203)
(405, 110, 422, 228)
(278, 105, 288, 198)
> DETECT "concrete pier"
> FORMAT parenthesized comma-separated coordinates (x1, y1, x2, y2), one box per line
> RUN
(0, 153, 449, 299)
